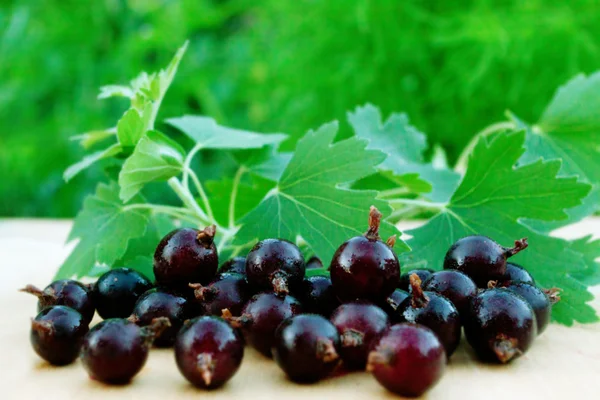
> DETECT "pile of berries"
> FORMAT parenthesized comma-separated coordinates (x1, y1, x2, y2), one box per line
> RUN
(22, 206, 559, 396)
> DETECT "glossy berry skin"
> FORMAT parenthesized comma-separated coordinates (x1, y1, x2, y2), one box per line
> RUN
(367, 323, 446, 397)
(297, 275, 339, 317)
(93, 268, 153, 319)
(220, 257, 246, 275)
(273, 314, 341, 383)
(380, 289, 410, 317)
(396, 275, 461, 357)
(175, 316, 244, 389)
(464, 288, 536, 363)
(330, 207, 400, 303)
(21, 280, 95, 325)
(245, 239, 305, 295)
(398, 269, 434, 292)
(130, 289, 189, 347)
(502, 282, 552, 335)
(30, 306, 88, 366)
(443, 235, 528, 287)
(225, 292, 303, 357)
(190, 273, 250, 317)
(329, 302, 389, 369)
(80, 318, 169, 384)
(305, 256, 323, 270)
(154, 226, 219, 289)
(500, 262, 535, 285)
(422, 270, 477, 318)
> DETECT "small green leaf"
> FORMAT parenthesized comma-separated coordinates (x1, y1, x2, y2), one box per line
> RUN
(98, 85, 134, 99)
(70, 128, 116, 149)
(64, 143, 122, 182)
(117, 109, 144, 147)
(119, 130, 186, 202)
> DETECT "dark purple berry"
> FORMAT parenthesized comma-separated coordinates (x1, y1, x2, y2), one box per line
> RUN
(223, 292, 302, 357)
(129, 289, 189, 347)
(398, 269, 434, 292)
(297, 275, 339, 317)
(81, 317, 170, 384)
(154, 226, 219, 289)
(30, 305, 88, 366)
(499, 262, 535, 285)
(273, 314, 341, 383)
(21, 280, 95, 325)
(329, 302, 389, 369)
(367, 323, 446, 397)
(380, 289, 409, 317)
(305, 256, 323, 269)
(330, 206, 400, 302)
(464, 288, 536, 363)
(175, 316, 244, 389)
(93, 268, 153, 319)
(422, 270, 477, 317)
(190, 273, 250, 317)
(396, 274, 461, 357)
(245, 239, 305, 295)
(443, 235, 528, 287)
(500, 282, 558, 335)
(220, 257, 246, 275)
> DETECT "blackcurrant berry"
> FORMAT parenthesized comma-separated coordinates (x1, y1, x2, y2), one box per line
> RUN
(30, 305, 88, 366)
(422, 270, 477, 318)
(329, 302, 389, 369)
(80, 317, 170, 384)
(464, 288, 536, 363)
(189, 272, 250, 317)
(305, 256, 323, 269)
(367, 323, 446, 397)
(499, 262, 535, 285)
(443, 235, 528, 287)
(220, 257, 246, 275)
(93, 268, 153, 319)
(175, 316, 244, 389)
(129, 289, 189, 347)
(273, 314, 341, 383)
(380, 289, 409, 317)
(297, 275, 339, 317)
(398, 269, 434, 292)
(21, 279, 95, 325)
(245, 239, 305, 295)
(396, 274, 461, 357)
(154, 226, 219, 289)
(330, 206, 400, 302)
(223, 292, 302, 357)
(500, 282, 558, 335)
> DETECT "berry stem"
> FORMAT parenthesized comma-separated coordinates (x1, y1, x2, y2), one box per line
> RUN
(316, 338, 339, 363)
(271, 271, 289, 295)
(197, 225, 217, 246)
(20, 284, 45, 298)
(340, 329, 364, 348)
(221, 309, 252, 328)
(504, 238, 528, 258)
(492, 335, 521, 363)
(409, 274, 429, 308)
(365, 206, 382, 241)
(196, 353, 215, 387)
(140, 317, 171, 347)
(366, 346, 394, 372)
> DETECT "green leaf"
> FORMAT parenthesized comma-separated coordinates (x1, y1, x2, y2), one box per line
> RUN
(401, 131, 596, 325)
(63, 143, 122, 182)
(235, 121, 409, 265)
(55, 182, 150, 279)
(117, 109, 144, 147)
(98, 85, 134, 99)
(570, 235, 600, 286)
(166, 115, 288, 150)
(348, 104, 460, 202)
(70, 128, 116, 149)
(233, 146, 293, 182)
(119, 130, 185, 202)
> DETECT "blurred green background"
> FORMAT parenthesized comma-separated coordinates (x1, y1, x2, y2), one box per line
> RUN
(2, 0, 599, 217)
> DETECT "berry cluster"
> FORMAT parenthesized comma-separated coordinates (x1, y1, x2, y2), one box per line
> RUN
(22, 206, 559, 396)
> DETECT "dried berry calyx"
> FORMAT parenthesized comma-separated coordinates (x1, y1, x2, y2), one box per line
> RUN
(139, 317, 171, 346)
(189, 283, 217, 301)
(365, 206, 383, 241)
(196, 225, 216, 246)
(409, 274, 429, 308)
(491, 334, 521, 363)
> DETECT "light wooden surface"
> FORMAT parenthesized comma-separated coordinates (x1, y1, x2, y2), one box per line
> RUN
(1, 218, 599, 400)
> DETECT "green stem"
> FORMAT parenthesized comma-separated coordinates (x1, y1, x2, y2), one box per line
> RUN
(168, 177, 210, 224)
(389, 205, 420, 221)
(388, 198, 447, 209)
(188, 168, 215, 223)
(379, 187, 411, 199)
(229, 166, 246, 229)
(455, 121, 515, 173)
(182, 143, 203, 189)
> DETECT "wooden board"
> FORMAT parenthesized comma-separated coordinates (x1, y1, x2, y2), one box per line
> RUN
(1, 218, 600, 400)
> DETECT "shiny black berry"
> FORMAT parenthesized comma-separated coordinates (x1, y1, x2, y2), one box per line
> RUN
(175, 316, 244, 389)
(499, 262, 535, 285)
(367, 323, 446, 397)
(245, 239, 305, 295)
(464, 288, 536, 363)
(500, 282, 558, 335)
(422, 270, 477, 318)
(129, 289, 189, 347)
(444, 235, 528, 287)
(305, 256, 323, 270)
(329, 302, 389, 369)
(93, 268, 153, 319)
(81, 317, 170, 384)
(30, 305, 88, 366)
(398, 269, 434, 292)
(273, 314, 341, 383)
(297, 275, 339, 317)
(330, 206, 400, 302)
(154, 226, 219, 289)
(190, 272, 250, 317)
(21, 279, 95, 325)
(396, 274, 461, 357)
(380, 289, 410, 317)
(220, 257, 246, 275)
